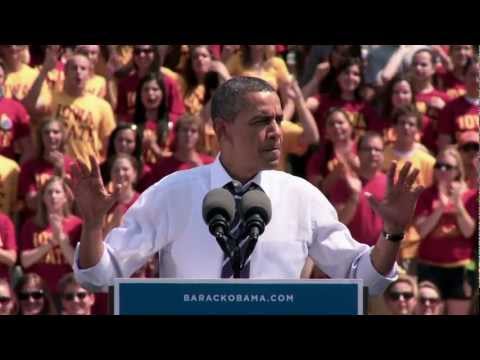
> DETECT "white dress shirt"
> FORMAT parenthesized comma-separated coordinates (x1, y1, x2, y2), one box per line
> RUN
(73, 158, 398, 295)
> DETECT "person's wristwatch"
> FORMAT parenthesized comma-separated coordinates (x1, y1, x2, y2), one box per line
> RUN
(382, 231, 405, 243)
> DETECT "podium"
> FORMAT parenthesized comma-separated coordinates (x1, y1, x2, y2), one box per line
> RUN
(113, 279, 366, 315)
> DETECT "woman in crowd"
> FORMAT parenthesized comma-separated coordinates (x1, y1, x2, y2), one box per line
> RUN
(14, 272, 57, 315)
(20, 177, 82, 294)
(414, 146, 477, 315)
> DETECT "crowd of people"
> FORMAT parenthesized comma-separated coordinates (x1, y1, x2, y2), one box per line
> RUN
(0, 45, 478, 315)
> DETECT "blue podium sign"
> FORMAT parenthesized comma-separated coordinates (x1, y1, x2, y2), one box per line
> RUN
(113, 279, 364, 315)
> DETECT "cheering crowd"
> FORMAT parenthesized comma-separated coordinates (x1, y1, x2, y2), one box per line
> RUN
(0, 45, 478, 315)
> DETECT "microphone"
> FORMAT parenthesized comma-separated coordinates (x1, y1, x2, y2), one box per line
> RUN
(239, 189, 272, 266)
(202, 188, 236, 257)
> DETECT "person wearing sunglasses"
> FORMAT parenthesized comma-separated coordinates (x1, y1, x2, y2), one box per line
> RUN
(437, 58, 479, 152)
(0, 278, 17, 315)
(14, 272, 57, 315)
(57, 272, 94, 315)
(383, 274, 417, 315)
(415, 280, 444, 315)
(414, 146, 477, 315)
(115, 45, 185, 124)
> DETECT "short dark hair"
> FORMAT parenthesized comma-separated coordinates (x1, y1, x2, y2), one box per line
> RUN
(392, 104, 423, 130)
(357, 131, 384, 151)
(211, 76, 275, 123)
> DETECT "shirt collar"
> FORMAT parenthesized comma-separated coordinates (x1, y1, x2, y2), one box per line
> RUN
(210, 154, 272, 197)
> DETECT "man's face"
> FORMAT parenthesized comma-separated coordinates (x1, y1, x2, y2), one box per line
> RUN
(217, 91, 283, 176)
(358, 136, 384, 172)
(65, 55, 90, 92)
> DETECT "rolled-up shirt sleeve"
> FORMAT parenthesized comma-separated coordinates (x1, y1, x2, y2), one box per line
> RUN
(307, 189, 397, 296)
(73, 183, 169, 288)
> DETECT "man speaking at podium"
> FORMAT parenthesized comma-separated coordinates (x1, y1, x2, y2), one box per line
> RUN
(72, 76, 423, 296)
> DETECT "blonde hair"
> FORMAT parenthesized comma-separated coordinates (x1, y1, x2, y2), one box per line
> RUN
(384, 274, 418, 299)
(35, 118, 66, 159)
(34, 176, 72, 228)
(417, 280, 443, 299)
(436, 145, 466, 183)
(0, 278, 18, 315)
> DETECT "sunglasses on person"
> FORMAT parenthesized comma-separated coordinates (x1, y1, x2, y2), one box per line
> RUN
(18, 290, 44, 301)
(434, 162, 457, 171)
(459, 142, 479, 152)
(0, 296, 12, 304)
(134, 48, 154, 56)
(419, 296, 440, 305)
(62, 291, 89, 301)
(387, 291, 415, 301)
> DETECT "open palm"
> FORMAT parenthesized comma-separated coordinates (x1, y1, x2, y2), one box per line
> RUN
(366, 162, 424, 234)
(71, 156, 119, 223)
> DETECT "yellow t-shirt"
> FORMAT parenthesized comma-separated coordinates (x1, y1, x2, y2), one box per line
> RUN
(161, 66, 180, 83)
(0, 155, 20, 216)
(279, 120, 308, 172)
(4, 64, 39, 101)
(383, 145, 436, 260)
(383, 145, 435, 188)
(48, 92, 116, 164)
(226, 53, 291, 90)
(178, 76, 205, 115)
(85, 75, 107, 98)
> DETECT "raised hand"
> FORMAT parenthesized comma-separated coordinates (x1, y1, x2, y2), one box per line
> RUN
(43, 45, 62, 73)
(285, 79, 304, 102)
(46, 150, 65, 172)
(314, 61, 330, 81)
(449, 181, 465, 210)
(209, 60, 231, 81)
(366, 162, 424, 234)
(428, 96, 446, 110)
(71, 156, 120, 225)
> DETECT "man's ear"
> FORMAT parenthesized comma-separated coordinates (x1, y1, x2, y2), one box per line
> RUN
(213, 118, 231, 144)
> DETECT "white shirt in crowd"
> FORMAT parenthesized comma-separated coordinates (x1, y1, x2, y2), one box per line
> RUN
(73, 157, 397, 295)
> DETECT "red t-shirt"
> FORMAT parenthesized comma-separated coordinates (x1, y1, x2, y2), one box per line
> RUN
(312, 94, 384, 139)
(138, 153, 214, 192)
(415, 186, 478, 265)
(306, 141, 358, 181)
(0, 212, 17, 280)
(116, 72, 185, 123)
(438, 71, 466, 100)
(0, 97, 31, 160)
(328, 172, 387, 246)
(18, 156, 75, 201)
(415, 89, 451, 153)
(142, 119, 176, 166)
(20, 215, 82, 293)
(106, 192, 140, 221)
(438, 96, 479, 143)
